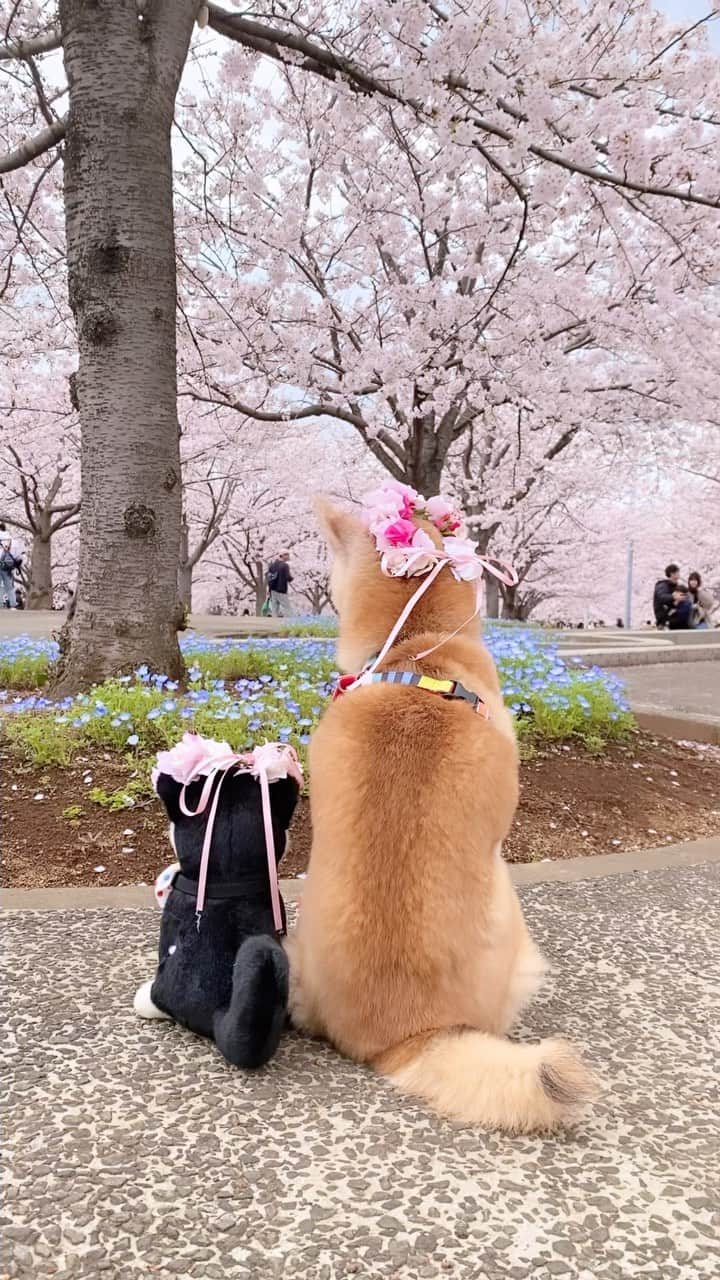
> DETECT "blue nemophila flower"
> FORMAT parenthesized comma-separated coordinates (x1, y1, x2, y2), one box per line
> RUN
(135, 665, 150, 681)
(127, 734, 139, 746)
(180, 708, 194, 720)
(161, 699, 177, 713)
(147, 708, 162, 721)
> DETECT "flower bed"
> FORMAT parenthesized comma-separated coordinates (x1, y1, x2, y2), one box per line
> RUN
(1, 628, 633, 786)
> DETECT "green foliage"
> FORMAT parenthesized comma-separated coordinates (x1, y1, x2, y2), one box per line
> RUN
(88, 780, 149, 810)
(62, 804, 84, 821)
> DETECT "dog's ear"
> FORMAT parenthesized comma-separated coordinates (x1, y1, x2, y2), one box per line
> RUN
(314, 497, 364, 557)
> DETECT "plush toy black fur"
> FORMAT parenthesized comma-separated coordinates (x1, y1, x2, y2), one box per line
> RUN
(134, 768, 299, 1069)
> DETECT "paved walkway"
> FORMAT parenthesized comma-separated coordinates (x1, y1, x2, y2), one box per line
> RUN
(605, 661, 720, 719)
(0, 610, 288, 641)
(4, 857, 719, 1279)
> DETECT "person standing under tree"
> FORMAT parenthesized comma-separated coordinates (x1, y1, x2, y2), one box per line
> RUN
(0, 525, 22, 609)
(266, 550, 293, 617)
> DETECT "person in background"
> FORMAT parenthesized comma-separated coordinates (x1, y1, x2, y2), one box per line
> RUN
(688, 571, 715, 629)
(653, 563, 691, 629)
(0, 525, 22, 608)
(266, 550, 293, 617)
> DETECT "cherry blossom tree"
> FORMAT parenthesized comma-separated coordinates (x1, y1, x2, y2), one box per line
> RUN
(2, 1, 719, 683)
(0, 438, 80, 608)
(180, 13, 720, 506)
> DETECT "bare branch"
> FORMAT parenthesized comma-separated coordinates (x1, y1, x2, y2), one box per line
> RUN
(0, 27, 62, 60)
(0, 116, 66, 174)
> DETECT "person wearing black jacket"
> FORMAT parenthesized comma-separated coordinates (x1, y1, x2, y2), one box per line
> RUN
(653, 563, 691, 629)
(0, 525, 22, 609)
(266, 550, 293, 617)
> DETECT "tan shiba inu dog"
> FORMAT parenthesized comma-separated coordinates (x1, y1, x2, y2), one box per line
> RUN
(287, 500, 597, 1133)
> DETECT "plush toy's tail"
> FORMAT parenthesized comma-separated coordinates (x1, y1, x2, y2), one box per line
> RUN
(213, 935, 289, 1069)
(375, 1030, 598, 1134)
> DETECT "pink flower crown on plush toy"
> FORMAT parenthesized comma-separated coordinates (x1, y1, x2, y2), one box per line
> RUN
(361, 480, 514, 585)
(151, 732, 303, 933)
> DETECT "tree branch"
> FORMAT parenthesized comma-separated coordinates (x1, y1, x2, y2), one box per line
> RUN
(0, 116, 66, 174)
(0, 27, 62, 60)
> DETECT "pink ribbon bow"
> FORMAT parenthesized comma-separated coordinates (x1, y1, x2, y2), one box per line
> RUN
(168, 742, 303, 933)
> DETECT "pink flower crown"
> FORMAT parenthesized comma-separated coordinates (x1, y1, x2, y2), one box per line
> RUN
(361, 480, 483, 581)
(152, 732, 304, 790)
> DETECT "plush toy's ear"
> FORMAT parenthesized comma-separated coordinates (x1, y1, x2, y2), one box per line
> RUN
(314, 497, 365, 557)
(272, 776, 300, 832)
(154, 772, 184, 823)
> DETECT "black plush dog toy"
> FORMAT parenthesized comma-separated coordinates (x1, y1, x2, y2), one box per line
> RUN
(134, 734, 302, 1069)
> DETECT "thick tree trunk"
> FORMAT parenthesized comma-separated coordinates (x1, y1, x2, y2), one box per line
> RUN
(27, 531, 53, 610)
(54, 0, 197, 693)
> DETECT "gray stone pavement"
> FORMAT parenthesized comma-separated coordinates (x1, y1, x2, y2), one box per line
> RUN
(606, 661, 720, 719)
(4, 861, 720, 1280)
(0, 610, 289, 641)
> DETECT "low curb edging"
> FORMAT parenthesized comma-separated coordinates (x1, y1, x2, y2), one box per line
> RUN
(4, 835, 719, 911)
(632, 707, 720, 746)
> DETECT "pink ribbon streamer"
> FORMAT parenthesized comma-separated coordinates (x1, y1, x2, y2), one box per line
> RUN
(177, 745, 302, 933)
(351, 551, 518, 689)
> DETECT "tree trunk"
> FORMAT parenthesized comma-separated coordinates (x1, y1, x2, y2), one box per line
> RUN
(27, 531, 53, 610)
(178, 519, 192, 612)
(178, 563, 193, 613)
(53, 0, 197, 693)
(255, 559, 266, 615)
(484, 575, 500, 619)
(471, 524, 501, 619)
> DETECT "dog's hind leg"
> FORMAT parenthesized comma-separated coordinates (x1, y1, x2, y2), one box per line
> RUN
(213, 935, 289, 1069)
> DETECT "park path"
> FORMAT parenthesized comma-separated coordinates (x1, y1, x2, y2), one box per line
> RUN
(4, 858, 719, 1279)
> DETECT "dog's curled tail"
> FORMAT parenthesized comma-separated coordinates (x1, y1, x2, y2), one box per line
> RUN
(375, 1029, 598, 1134)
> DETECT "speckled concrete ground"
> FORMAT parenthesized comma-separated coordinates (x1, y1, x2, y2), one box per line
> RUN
(4, 864, 719, 1280)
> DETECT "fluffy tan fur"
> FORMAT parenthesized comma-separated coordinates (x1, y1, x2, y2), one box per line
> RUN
(287, 501, 598, 1133)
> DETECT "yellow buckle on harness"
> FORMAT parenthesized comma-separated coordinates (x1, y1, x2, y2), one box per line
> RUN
(417, 676, 454, 694)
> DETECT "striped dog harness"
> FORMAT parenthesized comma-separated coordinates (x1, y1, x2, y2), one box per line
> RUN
(334, 669, 490, 718)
